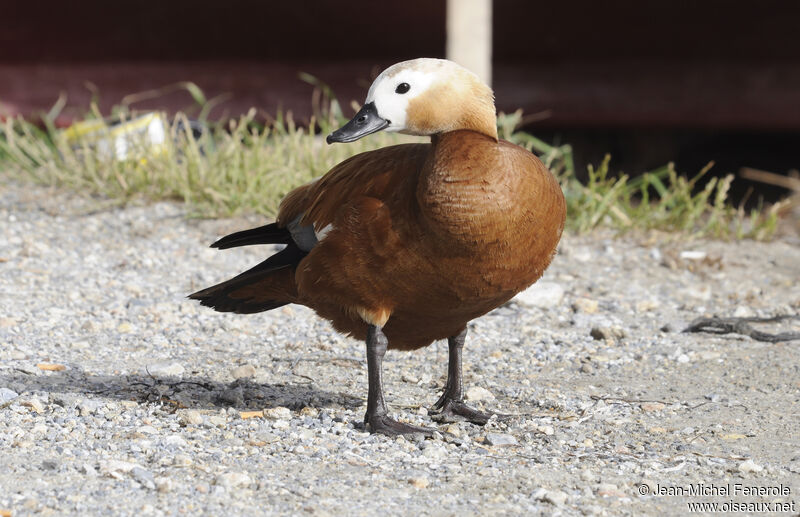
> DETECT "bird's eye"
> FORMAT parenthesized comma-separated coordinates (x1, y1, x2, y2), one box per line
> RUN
(395, 82, 410, 94)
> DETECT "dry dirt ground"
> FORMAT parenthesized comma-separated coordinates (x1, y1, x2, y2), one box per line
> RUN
(1, 182, 799, 516)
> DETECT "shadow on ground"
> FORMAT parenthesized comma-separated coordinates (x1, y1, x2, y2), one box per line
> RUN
(0, 368, 363, 411)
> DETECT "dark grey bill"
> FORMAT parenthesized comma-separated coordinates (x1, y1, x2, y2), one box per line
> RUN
(326, 102, 389, 144)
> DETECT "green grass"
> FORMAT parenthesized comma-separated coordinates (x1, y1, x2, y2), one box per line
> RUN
(0, 88, 781, 239)
(498, 111, 781, 240)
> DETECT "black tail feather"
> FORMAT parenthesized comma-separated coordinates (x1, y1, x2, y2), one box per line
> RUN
(189, 243, 306, 314)
(211, 223, 292, 249)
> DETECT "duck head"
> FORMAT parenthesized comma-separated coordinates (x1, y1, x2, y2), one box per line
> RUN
(327, 58, 498, 144)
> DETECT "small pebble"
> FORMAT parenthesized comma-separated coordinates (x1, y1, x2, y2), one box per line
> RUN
(636, 299, 660, 312)
(485, 433, 518, 446)
(215, 472, 252, 490)
(78, 400, 103, 416)
(145, 361, 185, 378)
(264, 407, 292, 420)
(590, 326, 626, 342)
(572, 297, 599, 314)
(0, 317, 18, 327)
(230, 364, 256, 379)
(534, 488, 567, 506)
(21, 398, 45, 413)
(408, 476, 430, 489)
(299, 406, 319, 418)
(172, 454, 192, 467)
(178, 410, 204, 426)
(465, 386, 495, 402)
(513, 282, 565, 307)
(100, 460, 139, 476)
(155, 476, 174, 493)
(163, 435, 188, 447)
(538, 425, 555, 436)
(738, 459, 763, 473)
(131, 467, 156, 490)
(0, 388, 19, 403)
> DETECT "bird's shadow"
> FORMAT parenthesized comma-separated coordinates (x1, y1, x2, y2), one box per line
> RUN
(0, 367, 363, 412)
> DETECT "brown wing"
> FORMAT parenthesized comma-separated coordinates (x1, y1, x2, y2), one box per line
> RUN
(275, 143, 431, 330)
(276, 143, 430, 231)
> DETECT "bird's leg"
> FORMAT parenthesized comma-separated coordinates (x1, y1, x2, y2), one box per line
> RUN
(364, 325, 434, 436)
(430, 327, 494, 425)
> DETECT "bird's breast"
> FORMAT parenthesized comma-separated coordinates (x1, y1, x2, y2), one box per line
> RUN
(412, 133, 565, 299)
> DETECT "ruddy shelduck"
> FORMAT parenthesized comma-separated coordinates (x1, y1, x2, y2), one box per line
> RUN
(191, 58, 566, 436)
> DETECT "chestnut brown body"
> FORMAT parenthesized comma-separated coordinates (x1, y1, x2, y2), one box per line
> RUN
(276, 131, 565, 349)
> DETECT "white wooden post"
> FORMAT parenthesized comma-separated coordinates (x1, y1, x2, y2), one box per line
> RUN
(446, 0, 493, 86)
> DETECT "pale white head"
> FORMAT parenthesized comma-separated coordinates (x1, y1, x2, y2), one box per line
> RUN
(327, 58, 497, 144)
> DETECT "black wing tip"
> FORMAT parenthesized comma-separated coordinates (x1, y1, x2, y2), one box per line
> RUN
(188, 286, 236, 311)
(187, 291, 213, 306)
(207, 223, 292, 250)
(188, 290, 286, 314)
(190, 241, 305, 314)
(208, 234, 243, 249)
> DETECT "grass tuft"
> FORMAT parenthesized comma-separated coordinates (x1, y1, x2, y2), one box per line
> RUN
(498, 111, 780, 239)
(0, 93, 781, 239)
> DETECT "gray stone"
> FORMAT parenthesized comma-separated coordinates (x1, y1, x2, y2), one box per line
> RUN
(534, 488, 567, 506)
(0, 388, 19, 403)
(41, 460, 58, 470)
(155, 476, 174, 493)
(738, 459, 763, 473)
(131, 467, 156, 490)
(215, 472, 252, 490)
(178, 410, 203, 426)
(50, 393, 78, 407)
(78, 400, 104, 416)
(264, 407, 292, 420)
(145, 361, 185, 378)
(100, 460, 139, 476)
(163, 435, 188, 448)
(485, 433, 518, 446)
(465, 386, 495, 402)
(513, 282, 565, 308)
(231, 364, 256, 379)
(590, 326, 626, 342)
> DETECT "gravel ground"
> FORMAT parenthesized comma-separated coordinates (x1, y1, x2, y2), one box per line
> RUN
(1, 181, 799, 516)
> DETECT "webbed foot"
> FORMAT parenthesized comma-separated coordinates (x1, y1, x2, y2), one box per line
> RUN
(430, 396, 493, 425)
(366, 413, 436, 437)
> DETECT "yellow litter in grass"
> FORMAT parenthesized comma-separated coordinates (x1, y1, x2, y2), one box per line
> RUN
(60, 112, 168, 161)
